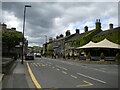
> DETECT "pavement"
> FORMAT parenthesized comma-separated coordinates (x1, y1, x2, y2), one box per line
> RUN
(1, 59, 35, 89)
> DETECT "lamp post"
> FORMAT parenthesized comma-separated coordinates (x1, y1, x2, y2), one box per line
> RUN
(21, 5, 31, 64)
(44, 35, 47, 57)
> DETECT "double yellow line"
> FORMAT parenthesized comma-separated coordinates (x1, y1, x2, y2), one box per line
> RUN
(26, 62, 42, 88)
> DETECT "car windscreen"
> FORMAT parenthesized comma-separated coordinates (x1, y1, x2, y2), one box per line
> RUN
(27, 53, 34, 56)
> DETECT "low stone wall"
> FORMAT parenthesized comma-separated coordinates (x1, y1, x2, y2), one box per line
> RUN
(2, 58, 16, 74)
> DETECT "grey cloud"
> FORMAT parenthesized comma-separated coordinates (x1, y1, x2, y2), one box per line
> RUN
(2, 2, 118, 46)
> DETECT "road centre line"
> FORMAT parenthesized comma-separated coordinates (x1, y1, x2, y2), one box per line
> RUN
(56, 68, 60, 71)
(70, 75, 77, 79)
(94, 68, 105, 72)
(56, 65, 68, 70)
(26, 62, 42, 88)
(77, 73, 106, 84)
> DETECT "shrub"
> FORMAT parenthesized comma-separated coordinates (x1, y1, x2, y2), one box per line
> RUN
(116, 53, 120, 60)
(87, 52, 91, 59)
(100, 52, 105, 59)
(116, 53, 120, 64)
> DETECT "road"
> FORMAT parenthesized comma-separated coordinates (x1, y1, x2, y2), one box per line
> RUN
(26, 57, 118, 88)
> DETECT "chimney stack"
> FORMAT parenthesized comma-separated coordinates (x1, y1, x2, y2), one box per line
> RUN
(60, 34, 64, 37)
(84, 26, 88, 32)
(109, 23, 113, 29)
(95, 19, 101, 30)
(66, 30, 71, 36)
(2, 23, 7, 30)
(49, 37, 53, 42)
(56, 35, 59, 39)
(76, 29, 79, 34)
(11, 27, 16, 30)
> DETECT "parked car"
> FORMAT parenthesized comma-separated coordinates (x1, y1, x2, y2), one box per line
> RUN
(25, 52, 34, 60)
(35, 53, 41, 58)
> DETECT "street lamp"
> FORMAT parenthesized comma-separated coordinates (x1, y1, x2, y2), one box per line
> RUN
(21, 5, 31, 64)
(44, 35, 47, 57)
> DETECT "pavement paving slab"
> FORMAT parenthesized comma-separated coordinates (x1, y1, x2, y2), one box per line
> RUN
(2, 60, 29, 88)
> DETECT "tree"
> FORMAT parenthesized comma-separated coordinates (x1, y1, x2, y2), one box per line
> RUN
(2, 30, 24, 56)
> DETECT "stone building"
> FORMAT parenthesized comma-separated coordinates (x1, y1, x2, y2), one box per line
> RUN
(43, 19, 120, 60)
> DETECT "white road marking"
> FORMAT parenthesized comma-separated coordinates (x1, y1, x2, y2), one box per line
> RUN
(70, 75, 77, 79)
(77, 73, 106, 84)
(94, 68, 105, 72)
(56, 65, 68, 70)
(56, 68, 60, 71)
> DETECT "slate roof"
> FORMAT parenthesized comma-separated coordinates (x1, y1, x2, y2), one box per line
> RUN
(93, 27, 120, 38)
(65, 30, 93, 43)
(54, 33, 76, 42)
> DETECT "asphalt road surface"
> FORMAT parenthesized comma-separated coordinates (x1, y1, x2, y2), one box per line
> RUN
(26, 57, 118, 88)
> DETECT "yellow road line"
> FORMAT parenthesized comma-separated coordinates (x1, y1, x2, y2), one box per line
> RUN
(26, 62, 42, 88)
(70, 75, 77, 79)
(76, 80, 93, 87)
(62, 71, 67, 74)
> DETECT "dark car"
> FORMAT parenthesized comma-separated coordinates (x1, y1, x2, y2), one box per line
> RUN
(25, 52, 34, 60)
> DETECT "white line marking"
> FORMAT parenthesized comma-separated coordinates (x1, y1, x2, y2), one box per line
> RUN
(94, 68, 105, 72)
(56, 68, 60, 71)
(56, 65, 68, 70)
(77, 73, 106, 84)
(71, 75, 77, 79)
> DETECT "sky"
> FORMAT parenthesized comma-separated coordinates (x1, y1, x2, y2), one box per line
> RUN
(1, 0, 119, 47)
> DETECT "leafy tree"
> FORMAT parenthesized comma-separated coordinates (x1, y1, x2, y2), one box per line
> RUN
(2, 30, 24, 55)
